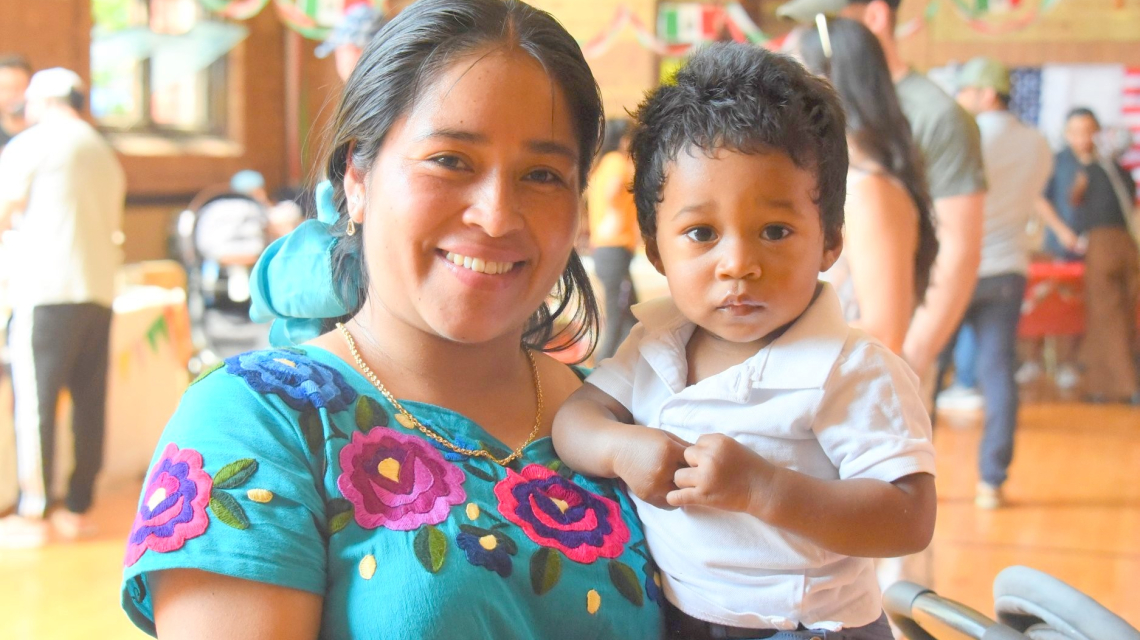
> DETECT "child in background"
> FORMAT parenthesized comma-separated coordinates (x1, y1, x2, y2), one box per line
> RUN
(552, 44, 936, 640)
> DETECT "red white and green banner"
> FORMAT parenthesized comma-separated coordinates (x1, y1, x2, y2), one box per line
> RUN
(200, 0, 381, 39)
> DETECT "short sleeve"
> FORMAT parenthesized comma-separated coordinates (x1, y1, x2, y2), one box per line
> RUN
(922, 106, 987, 200)
(121, 367, 327, 636)
(811, 340, 935, 483)
(0, 133, 39, 203)
(584, 323, 646, 412)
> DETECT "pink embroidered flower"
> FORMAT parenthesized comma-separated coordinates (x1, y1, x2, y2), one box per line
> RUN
(495, 464, 630, 564)
(124, 443, 213, 567)
(337, 427, 466, 531)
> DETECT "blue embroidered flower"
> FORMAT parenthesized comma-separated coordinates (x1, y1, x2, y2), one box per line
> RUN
(226, 350, 357, 412)
(456, 525, 517, 577)
(644, 561, 665, 607)
(430, 433, 480, 462)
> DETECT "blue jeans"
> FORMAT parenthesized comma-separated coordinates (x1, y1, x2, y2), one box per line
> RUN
(952, 324, 977, 389)
(939, 273, 1027, 486)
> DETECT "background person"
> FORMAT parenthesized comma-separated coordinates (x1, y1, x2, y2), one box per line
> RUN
(0, 55, 32, 148)
(314, 3, 387, 82)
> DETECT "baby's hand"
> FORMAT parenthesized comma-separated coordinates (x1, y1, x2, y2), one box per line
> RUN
(613, 427, 690, 510)
(667, 434, 775, 514)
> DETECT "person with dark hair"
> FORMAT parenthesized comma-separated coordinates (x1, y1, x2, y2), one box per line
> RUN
(0, 55, 32, 147)
(0, 68, 124, 546)
(778, 0, 986, 399)
(554, 43, 935, 640)
(798, 16, 937, 355)
(1044, 108, 1139, 404)
(588, 118, 640, 359)
(314, 3, 387, 82)
(944, 57, 1055, 508)
(119, 2, 663, 638)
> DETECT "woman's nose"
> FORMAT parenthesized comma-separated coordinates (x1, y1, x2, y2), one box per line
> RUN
(463, 173, 525, 237)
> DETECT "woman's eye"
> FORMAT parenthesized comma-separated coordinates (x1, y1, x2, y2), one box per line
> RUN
(430, 155, 467, 170)
(684, 227, 718, 243)
(525, 169, 565, 185)
(762, 225, 792, 241)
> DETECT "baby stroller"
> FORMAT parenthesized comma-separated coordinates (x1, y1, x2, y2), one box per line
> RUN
(884, 566, 1140, 640)
(175, 184, 271, 370)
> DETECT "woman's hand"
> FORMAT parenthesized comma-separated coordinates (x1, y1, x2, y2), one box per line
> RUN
(667, 433, 776, 513)
(612, 426, 690, 509)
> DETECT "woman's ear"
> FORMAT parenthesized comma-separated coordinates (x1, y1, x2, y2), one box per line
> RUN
(343, 155, 367, 223)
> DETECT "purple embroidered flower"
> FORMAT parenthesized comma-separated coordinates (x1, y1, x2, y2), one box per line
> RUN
(225, 349, 357, 412)
(495, 464, 630, 564)
(644, 561, 665, 606)
(124, 443, 213, 567)
(456, 525, 517, 577)
(337, 427, 466, 531)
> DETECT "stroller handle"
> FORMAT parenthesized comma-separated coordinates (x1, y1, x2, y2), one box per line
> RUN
(884, 581, 1026, 640)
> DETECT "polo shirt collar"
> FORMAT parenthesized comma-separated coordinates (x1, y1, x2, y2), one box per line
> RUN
(630, 283, 850, 396)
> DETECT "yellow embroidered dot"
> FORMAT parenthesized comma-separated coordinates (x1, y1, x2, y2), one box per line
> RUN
(246, 489, 274, 503)
(466, 503, 480, 520)
(395, 413, 416, 430)
(587, 589, 601, 615)
(359, 555, 377, 580)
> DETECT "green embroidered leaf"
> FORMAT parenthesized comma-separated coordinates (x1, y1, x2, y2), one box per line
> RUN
(546, 460, 563, 472)
(299, 408, 325, 459)
(209, 491, 250, 530)
(190, 361, 225, 386)
(608, 559, 644, 606)
(495, 531, 518, 556)
(327, 498, 354, 534)
(529, 547, 562, 595)
(556, 465, 575, 480)
(213, 459, 259, 489)
(354, 396, 389, 431)
(463, 463, 496, 483)
(414, 525, 447, 573)
(481, 441, 512, 462)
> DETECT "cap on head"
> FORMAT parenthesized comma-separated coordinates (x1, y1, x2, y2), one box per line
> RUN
(315, 4, 384, 59)
(231, 170, 266, 195)
(25, 67, 84, 102)
(775, 0, 899, 22)
(956, 56, 1010, 95)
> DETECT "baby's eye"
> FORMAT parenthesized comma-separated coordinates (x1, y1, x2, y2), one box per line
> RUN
(684, 227, 718, 243)
(761, 225, 792, 241)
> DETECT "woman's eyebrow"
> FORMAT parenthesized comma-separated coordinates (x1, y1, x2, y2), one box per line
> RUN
(417, 128, 576, 161)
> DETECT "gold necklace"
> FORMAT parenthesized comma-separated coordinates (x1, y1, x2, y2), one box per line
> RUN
(337, 322, 543, 467)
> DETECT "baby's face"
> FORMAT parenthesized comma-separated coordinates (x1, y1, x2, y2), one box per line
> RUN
(646, 147, 841, 345)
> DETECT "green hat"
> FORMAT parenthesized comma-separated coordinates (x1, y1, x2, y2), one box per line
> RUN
(775, 0, 899, 23)
(957, 57, 1011, 95)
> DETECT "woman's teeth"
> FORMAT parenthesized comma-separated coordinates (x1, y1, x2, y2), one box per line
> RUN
(445, 252, 516, 275)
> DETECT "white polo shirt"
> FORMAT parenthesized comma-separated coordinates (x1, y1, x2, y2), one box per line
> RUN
(586, 283, 935, 631)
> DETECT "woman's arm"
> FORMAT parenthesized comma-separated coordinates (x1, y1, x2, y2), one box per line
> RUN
(844, 175, 917, 354)
(151, 569, 323, 640)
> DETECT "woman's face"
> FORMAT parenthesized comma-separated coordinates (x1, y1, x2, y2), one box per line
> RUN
(345, 48, 582, 345)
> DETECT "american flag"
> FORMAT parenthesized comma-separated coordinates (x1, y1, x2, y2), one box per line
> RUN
(1123, 67, 1140, 204)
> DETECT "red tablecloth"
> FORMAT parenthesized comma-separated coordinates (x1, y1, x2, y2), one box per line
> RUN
(1018, 260, 1140, 338)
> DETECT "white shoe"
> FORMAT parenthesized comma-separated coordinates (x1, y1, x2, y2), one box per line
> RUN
(975, 482, 1004, 509)
(936, 385, 985, 411)
(0, 515, 48, 549)
(1015, 361, 1043, 385)
(1055, 364, 1081, 390)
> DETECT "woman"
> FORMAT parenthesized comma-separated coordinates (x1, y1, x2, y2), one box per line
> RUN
(587, 119, 640, 360)
(799, 17, 938, 353)
(120, 2, 666, 638)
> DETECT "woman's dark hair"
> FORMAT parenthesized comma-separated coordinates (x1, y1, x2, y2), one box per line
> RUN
(322, 0, 602, 358)
(629, 43, 848, 251)
(799, 17, 938, 303)
(600, 118, 630, 157)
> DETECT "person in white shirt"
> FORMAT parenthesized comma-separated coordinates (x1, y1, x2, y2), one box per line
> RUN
(553, 45, 935, 639)
(0, 68, 126, 546)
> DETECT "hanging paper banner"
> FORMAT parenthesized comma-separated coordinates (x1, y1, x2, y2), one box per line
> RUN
(201, 0, 384, 41)
(200, 0, 271, 20)
(724, 3, 770, 44)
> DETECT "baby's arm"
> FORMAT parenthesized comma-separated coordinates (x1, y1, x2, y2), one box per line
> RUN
(670, 438, 934, 557)
(553, 383, 688, 509)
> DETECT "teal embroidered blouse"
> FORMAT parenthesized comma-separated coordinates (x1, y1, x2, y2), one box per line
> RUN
(120, 345, 665, 639)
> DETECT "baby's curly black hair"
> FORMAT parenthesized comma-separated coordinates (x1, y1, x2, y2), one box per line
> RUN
(629, 43, 848, 250)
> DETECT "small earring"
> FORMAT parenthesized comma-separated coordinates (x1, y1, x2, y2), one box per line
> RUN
(346, 219, 357, 236)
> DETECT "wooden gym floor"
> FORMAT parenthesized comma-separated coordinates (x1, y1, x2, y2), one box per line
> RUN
(1, 400, 1137, 638)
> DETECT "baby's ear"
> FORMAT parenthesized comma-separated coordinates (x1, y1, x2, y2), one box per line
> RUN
(645, 238, 666, 276)
(820, 234, 843, 273)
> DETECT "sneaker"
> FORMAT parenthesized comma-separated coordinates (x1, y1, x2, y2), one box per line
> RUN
(0, 515, 48, 549)
(936, 385, 985, 411)
(50, 509, 97, 541)
(1015, 361, 1043, 385)
(975, 482, 1004, 509)
(1055, 364, 1081, 391)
